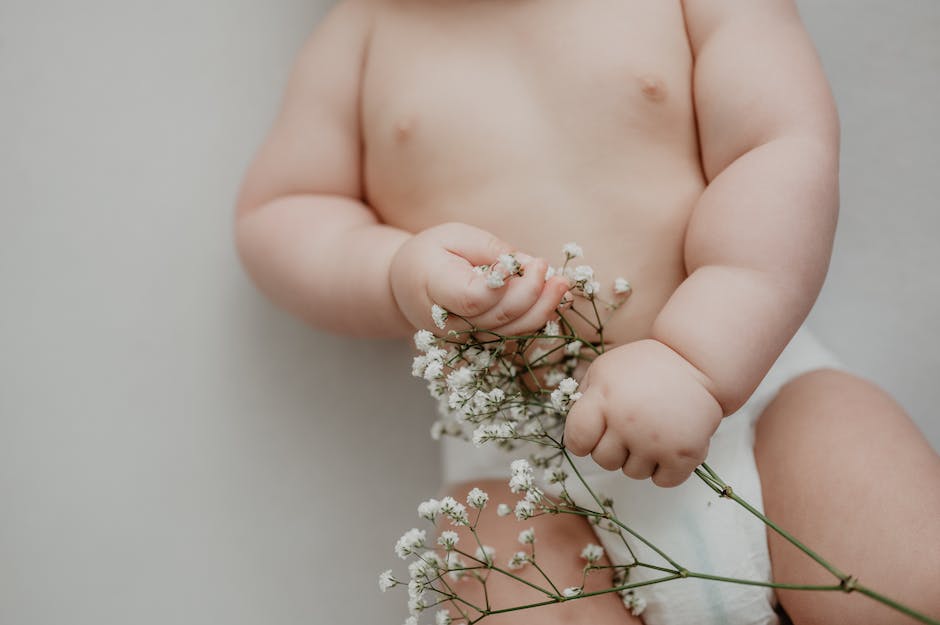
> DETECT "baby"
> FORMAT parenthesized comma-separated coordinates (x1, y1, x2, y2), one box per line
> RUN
(234, 0, 940, 623)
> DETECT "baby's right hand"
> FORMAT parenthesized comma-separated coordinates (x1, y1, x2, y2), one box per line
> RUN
(389, 222, 570, 337)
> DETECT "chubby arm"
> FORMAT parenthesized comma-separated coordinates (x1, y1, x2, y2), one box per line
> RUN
(565, 0, 839, 485)
(234, 1, 414, 338)
(234, 1, 568, 339)
(651, 0, 840, 414)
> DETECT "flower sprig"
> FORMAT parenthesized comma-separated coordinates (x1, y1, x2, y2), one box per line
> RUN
(383, 244, 940, 625)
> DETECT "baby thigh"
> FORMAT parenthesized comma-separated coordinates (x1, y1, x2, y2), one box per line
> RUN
(755, 369, 940, 625)
(442, 479, 642, 625)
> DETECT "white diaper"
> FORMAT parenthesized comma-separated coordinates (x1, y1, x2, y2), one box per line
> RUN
(442, 325, 844, 625)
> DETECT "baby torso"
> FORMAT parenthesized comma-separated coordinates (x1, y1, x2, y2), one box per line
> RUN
(361, 0, 705, 345)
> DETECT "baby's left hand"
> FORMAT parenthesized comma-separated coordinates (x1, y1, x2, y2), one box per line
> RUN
(563, 339, 723, 487)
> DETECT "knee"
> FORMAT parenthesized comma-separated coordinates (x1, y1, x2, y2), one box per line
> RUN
(761, 367, 906, 433)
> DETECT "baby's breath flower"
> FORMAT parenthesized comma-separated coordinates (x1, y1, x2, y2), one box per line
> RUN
(550, 377, 583, 412)
(471, 422, 516, 447)
(570, 264, 594, 283)
(623, 592, 647, 616)
(439, 497, 469, 526)
(446, 366, 475, 392)
(437, 531, 459, 550)
(486, 271, 506, 289)
(395, 528, 427, 559)
(474, 545, 495, 565)
(431, 304, 448, 330)
(378, 569, 398, 592)
(565, 340, 583, 356)
(581, 543, 604, 564)
(423, 359, 444, 381)
(517, 527, 535, 545)
(411, 355, 430, 378)
(524, 487, 544, 505)
(408, 578, 426, 600)
(614, 277, 632, 295)
(544, 370, 566, 387)
(562, 242, 583, 259)
(528, 346, 548, 362)
(408, 594, 428, 615)
(414, 329, 436, 352)
(468, 347, 494, 370)
(405, 617, 418, 625)
(467, 487, 489, 509)
(509, 459, 534, 493)
(507, 551, 529, 570)
(422, 550, 444, 570)
(543, 319, 560, 336)
(417, 499, 441, 522)
(497, 253, 521, 275)
(514, 499, 535, 520)
(562, 586, 583, 598)
(435, 610, 453, 625)
(472, 264, 489, 275)
(496, 503, 512, 517)
(425, 346, 448, 362)
(583, 280, 601, 296)
(427, 379, 447, 399)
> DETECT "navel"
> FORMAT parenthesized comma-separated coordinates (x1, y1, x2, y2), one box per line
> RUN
(638, 74, 667, 103)
(394, 117, 416, 142)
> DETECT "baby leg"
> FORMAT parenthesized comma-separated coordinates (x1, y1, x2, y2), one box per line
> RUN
(755, 369, 940, 624)
(440, 480, 642, 624)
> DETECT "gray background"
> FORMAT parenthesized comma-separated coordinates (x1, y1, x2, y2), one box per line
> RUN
(1, 1, 937, 623)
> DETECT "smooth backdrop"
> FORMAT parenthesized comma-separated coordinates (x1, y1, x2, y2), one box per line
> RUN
(1, 1, 937, 623)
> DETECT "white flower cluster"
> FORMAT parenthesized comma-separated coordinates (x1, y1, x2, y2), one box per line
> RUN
(414, 243, 635, 457)
(387, 243, 641, 624)
(386, 491, 495, 623)
(549, 377, 583, 413)
(611, 568, 649, 616)
(624, 592, 648, 616)
(545, 243, 634, 305)
(472, 253, 526, 289)
(508, 459, 546, 520)
(395, 528, 427, 559)
(580, 543, 604, 564)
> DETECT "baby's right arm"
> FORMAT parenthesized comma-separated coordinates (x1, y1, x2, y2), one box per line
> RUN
(234, 1, 568, 338)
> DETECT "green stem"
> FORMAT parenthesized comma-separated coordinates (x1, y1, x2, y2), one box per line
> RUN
(855, 584, 940, 625)
(685, 572, 843, 592)
(561, 449, 664, 568)
(697, 463, 846, 580)
(528, 558, 562, 596)
(454, 549, 554, 598)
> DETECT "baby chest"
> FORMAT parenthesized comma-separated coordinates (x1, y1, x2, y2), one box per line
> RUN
(360, 0, 697, 192)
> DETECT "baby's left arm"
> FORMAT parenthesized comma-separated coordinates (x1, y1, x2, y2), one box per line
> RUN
(565, 0, 839, 485)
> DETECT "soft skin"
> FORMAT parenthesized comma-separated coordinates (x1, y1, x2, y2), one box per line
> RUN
(236, 0, 837, 487)
(562, 1, 840, 486)
(234, 0, 940, 622)
(564, 339, 724, 486)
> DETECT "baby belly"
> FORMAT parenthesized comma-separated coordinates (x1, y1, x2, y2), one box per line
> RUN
(378, 166, 704, 348)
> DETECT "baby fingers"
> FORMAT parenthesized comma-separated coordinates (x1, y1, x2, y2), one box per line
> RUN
(621, 453, 657, 481)
(563, 393, 605, 456)
(487, 276, 570, 337)
(426, 256, 506, 321)
(591, 431, 629, 471)
(650, 454, 702, 488)
(463, 256, 548, 331)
